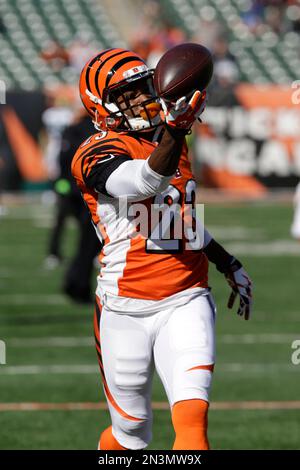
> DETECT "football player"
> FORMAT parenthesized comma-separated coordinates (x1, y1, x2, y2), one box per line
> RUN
(72, 48, 253, 450)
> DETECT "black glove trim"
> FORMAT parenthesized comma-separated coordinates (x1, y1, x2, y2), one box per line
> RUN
(164, 123, 190, 138)
(203, 238, 242, 274)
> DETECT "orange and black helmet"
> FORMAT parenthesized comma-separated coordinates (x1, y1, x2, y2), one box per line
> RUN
(79, 48, 161, 132)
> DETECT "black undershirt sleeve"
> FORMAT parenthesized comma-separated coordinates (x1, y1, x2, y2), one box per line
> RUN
(83, 154, 132, 196)
(203, 238, 235, 273)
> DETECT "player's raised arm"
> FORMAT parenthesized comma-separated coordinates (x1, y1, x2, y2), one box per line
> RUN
(76, 90, 205, 202)
(148, 90, 206, 176)
(104, 92, 205, 200)
(75, 45, 209, 202)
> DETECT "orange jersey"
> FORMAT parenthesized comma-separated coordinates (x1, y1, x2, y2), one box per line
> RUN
(72, 129, 208, 300)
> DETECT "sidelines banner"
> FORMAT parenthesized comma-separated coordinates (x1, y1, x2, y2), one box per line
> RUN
(1, 85, 299, 193)
(0, 91, 47, 190)
(0, 86, 78, 190)
(194, 84, 300, 194)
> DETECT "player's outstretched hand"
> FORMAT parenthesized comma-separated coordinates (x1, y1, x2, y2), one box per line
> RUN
(224, 259, 253, 320)
(160, 90, 206, 131)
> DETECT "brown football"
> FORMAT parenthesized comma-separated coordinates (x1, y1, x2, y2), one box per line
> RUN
(154, 43, 213, 100)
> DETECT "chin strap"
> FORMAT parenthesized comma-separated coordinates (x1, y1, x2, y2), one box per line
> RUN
(127, 111, 162, 131)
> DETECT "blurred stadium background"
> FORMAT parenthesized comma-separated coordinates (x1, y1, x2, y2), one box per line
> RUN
(0, 0, 300, 450)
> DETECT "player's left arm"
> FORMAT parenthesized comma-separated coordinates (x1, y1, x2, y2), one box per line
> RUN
(203, 233, 253, 320)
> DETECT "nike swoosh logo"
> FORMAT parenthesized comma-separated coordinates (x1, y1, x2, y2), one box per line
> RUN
(95, 154, 115, 166)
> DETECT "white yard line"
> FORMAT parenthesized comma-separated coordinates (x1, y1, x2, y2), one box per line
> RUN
(0, 363, 298, 376)
(0, 365, 98, 375)
(225, 240, 300, 256)
(0, 295, 69, 305)
(218, 363, 298, 373)
(0, 269, 50, 278)
(4, 334, 299, 348)
(206, 226, 266, 240)
(220, 334, 300, 344)
(0, 401, 300, 412)
(7, 337, 94, 347)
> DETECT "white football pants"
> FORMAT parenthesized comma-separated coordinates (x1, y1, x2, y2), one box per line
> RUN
(94, 288, 216, 449)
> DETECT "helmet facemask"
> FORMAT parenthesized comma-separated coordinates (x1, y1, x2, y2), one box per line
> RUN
(103, 72, 162, 132)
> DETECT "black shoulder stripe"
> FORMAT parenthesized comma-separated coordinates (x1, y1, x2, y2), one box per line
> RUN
(73, 137, 126, 166)
(83, 152, 130, 179)
(83, 154, 132, 196)
(80, 145, 129, 165)
(73, 141, 104, 166)
(93, 137, 126, 146)
(86, 144, 127, 156)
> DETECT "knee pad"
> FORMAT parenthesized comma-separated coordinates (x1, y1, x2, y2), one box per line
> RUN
(172, 357, 214, 404)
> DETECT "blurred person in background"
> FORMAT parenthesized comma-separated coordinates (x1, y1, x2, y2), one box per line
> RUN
(41, 41, 70, 72)
(192, 18, 223, 51)
(51, 109, 102, 303)
(241, 0, 299, 35)
(0, 17, 6, 34)
(212, 35, 237, 67)
(130, 0, 187, 67)
(67, 37, 98, 74)
(42, 88, 74, 182)
(291, 182, 300, 243)
(0, 156, 6, 216)
(264, 3, 285, 35)
(43, 88, 75, 266)
(41, 36, 97, 75)
(209, 59, 240, 107)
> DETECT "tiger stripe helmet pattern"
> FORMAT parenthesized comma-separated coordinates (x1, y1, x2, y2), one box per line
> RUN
(79, 48, 162, 132)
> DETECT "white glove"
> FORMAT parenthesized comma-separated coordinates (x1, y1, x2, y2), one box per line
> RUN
(225, 261, 253, 320)
(160, 90, 206, 130)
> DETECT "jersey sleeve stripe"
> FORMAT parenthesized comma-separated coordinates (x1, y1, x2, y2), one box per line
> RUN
(73, 138, 127, 167)
(82, 152, 131, 179)
(83, 154, 132, 193)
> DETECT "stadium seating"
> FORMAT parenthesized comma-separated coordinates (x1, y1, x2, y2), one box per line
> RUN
(0, 0, 125, 90)
(162, 0, 299, 83)
(0, 0, 298, 89)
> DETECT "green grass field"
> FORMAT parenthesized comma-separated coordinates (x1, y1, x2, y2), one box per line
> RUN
(0, 195, 300, 449)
